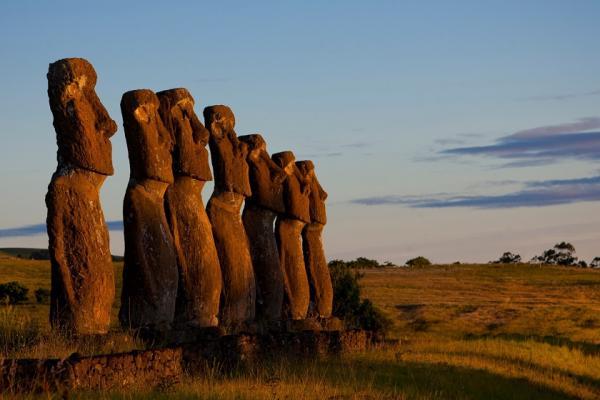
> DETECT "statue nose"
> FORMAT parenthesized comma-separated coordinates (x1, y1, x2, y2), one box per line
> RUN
(96, 110, 117, 138)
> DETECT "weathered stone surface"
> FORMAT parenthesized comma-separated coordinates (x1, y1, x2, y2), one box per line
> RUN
(272, 152, 311, 223)
(158, 88, 222, 328)
(206, 192, 255, 328)
(203, 105, 255, 328)
(119, 89, 178, 330)
(203, 105, 251, 197)
(47, 58, 117, 176)
(272, 151, 311, 320)
(239, 134, 286, 213)
(297, 161, 333, 318)
(239, 134, 287, 321)
(157, 88, 212, 181)
(242, 204, 282, 321)
(46, 58, 116, 334)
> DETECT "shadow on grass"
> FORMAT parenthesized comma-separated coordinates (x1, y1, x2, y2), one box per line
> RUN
(318, 358, 579, 400)
(464, 333, 600, 356)
(59, 354, 582, 400)
(417, 348, 600, 391)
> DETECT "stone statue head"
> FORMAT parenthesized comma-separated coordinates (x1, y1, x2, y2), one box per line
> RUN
(239, 134, 287, 213)
(272, 151, 296, 175)
(121, 89, 174, 184)
(203, 105, 236, 141)
(296, 160, 315, 178)
(297, 160, 327, 224)
(47, 58, 117, 175)
(157, 88, 212, 181)
(238, 134, 266, 156)
(203, 105, 251, 196)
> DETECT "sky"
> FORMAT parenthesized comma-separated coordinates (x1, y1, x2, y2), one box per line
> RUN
(0, 0, 599, 264)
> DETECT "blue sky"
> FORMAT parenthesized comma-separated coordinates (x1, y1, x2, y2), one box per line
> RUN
(1, 1, 599, 263)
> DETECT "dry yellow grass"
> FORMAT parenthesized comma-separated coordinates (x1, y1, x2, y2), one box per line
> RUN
(1, 257, 599, 399)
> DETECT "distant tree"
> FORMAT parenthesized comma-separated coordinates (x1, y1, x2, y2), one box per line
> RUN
(591, 257, 600, 268)
(328, 257, 388, 269)
(534, 242, 578, 266)
(347, 257, 380, 269)
(328, 259, 348, 269)
(0, 281, 28, 304)
(383, 261, 398, 267)
(577, 260, 588, 268)
(492, 252, 522, 264)
(406, 256, 432, 268)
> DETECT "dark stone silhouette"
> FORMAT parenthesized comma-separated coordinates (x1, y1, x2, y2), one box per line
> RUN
(239, 134, 287, 321)
(119, 89, 178, 330)
(204, 105, 255, 328)
(158, 88, 222, 328)
(297, 161, 333, 318)
(272, 151, 311, 320)
(46, 58, 116, 334)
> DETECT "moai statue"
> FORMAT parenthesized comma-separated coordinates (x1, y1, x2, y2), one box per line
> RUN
(46, 58, 116, 334)
(297, 161, 333, 318)
(158, 88, 222, 328)
(119, 89, 178, 331)
(272, 151, 311, 320)
(239, 134, 287, 322)
(203, 105, 255, 328)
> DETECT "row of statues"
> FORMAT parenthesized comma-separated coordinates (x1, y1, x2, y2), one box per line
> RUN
(46, 58, 333, 335)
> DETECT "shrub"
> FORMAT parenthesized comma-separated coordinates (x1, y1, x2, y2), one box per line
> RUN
(329, 264, 391, 336)
(0, 281, 28, 304)
(35, 288, 51, 304)
(406, 256, 431, 268)
(492, 252, 522, 264)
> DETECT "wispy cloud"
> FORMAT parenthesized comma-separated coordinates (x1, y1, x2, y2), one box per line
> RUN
(351, 175, 600, 209)
(0, 221, 123, 238)
(523, 89, 600, 101)
(441, 117, 600, 164)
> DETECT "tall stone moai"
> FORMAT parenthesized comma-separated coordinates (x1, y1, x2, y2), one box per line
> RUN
(272, 151, 311, 320)
(239, 134, 287, 322)
(119, 89, 178, 331)
(46, 58, 116, 334)
(158, 88, 222, 328)
(203, 105, 256, 328)
(297, 161, 333, 318)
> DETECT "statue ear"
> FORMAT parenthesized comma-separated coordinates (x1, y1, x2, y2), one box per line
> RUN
(133, 105, 150, 124)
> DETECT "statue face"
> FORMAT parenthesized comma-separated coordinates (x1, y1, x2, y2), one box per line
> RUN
(158, 89, 212, 181)
(272, 151, 296, 175)
(296, 160, 315, 178)
(48, 58, 117, 175)
(239, 134, 266, 161)
(121, 89, 174, 184)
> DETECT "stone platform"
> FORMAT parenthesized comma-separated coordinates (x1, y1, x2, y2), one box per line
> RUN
(0, 330, 373, 393)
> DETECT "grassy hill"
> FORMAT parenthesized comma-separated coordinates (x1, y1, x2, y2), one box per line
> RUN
(0, 247, 124, 261)
(0, 259, 599, 399)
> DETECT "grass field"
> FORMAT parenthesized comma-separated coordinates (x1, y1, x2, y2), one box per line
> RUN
(0, 251, 599, 399)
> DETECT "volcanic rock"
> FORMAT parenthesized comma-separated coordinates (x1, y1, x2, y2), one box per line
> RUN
(46, 58, 116, 334)
(119, 89, 178, 330)
(272, 151, 311, 320)
(298, 160, 333, 318)
(239, 134, 287, 321)
(204, 105, 255, 328)
(158, 88, 222, 328)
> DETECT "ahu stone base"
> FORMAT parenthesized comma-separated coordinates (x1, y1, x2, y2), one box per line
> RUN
(0, 330, 373, 394)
